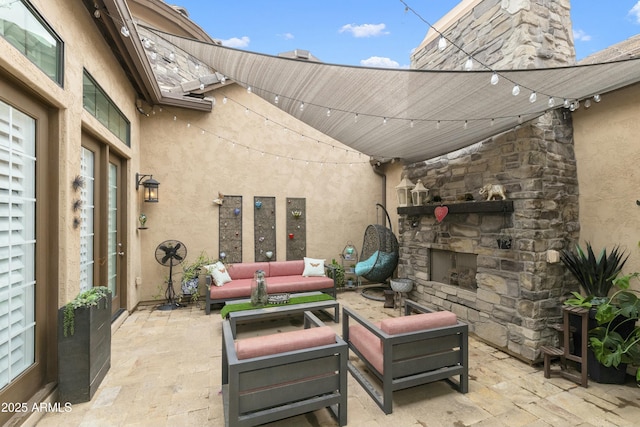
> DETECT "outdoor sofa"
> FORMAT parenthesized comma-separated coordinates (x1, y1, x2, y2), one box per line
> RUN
(343, 299, 469, 414)
(204, 258, 337, 314)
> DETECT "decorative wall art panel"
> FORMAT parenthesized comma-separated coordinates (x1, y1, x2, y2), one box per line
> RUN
(254, 196, 276, 262)
(286, 198, 306, 260)
(219, 195, 242, 263)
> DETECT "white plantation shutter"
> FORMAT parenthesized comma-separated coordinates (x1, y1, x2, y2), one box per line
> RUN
(0, 100, 36, 389)
(79, 147, 95, 293)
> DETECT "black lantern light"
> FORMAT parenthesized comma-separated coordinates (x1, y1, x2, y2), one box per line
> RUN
(136, 173, 160, 203)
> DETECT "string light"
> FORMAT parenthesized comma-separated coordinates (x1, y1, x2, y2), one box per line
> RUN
(464, 57, 473, 71)
(438, 36, 447, 51)
(247, 86, 252, 94)
(463, 120, 468, 129)
(274, 95, 279, 104)
(326, 109, 331, 117)
(490, 73, 499, 85)
(299, 102, 304, 111)
(120, 26, 130, 37)
(593, 94, 601, 102)
(529, 92, 537, 103)
(354, 113, 359, 123)
(548, 97, 555, 108)
(512, 85, 520, 96)
(383, 117, 388, 125)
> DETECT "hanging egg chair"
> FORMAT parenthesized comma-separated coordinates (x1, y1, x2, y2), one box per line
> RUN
(355, 204, 399, 283)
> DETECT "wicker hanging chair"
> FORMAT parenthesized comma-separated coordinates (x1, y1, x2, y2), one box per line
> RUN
(355, 204, 399, 283)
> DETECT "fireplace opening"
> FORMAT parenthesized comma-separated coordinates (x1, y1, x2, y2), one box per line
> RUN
(430, 249, 478, 291)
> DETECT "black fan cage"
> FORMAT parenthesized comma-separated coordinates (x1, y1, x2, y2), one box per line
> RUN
(358, 223, 399, 283)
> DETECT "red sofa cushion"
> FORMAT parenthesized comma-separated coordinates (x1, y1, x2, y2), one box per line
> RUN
(227, 262, 270, 280)
(269, 260, 304, 277)
(235, 326, 336, 359)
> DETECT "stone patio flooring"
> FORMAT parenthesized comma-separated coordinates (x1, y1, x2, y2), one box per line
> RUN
(34, 289, 640, 427)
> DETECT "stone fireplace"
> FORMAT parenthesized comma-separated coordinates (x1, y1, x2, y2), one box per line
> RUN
(396, 113, 580, 363)
(395, 0, 580, 363)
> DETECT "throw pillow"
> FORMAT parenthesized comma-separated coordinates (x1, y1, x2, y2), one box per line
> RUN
(206, 261, 232, 286)
(355, 251, 378, 276)
(303, 257, 326, 277)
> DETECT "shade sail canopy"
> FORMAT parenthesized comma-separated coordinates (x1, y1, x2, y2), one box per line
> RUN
(151, 28, 640, 163)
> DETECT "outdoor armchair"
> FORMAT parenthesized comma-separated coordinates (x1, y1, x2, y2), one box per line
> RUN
(222, 311, 348, 426)
(343, 299, 468, 414)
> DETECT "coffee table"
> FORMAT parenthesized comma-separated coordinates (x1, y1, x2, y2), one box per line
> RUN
(224, 291, 339, 336)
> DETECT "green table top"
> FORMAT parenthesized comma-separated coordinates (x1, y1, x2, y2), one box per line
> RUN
(220, 293, 335, 318)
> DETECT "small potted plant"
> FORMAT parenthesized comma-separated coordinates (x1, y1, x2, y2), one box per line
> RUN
(181, 251, 213, 300)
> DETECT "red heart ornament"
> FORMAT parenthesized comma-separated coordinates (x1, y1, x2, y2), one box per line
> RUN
(434, 206, 449, 222)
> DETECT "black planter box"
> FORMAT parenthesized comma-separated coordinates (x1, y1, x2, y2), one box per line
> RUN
(57, 296, 111, 403)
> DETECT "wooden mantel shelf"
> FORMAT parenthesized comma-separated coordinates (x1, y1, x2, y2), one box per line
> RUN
(397, 200, 514, 216)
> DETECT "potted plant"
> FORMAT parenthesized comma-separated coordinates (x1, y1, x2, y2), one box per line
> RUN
(588, 272, 640, 383)
(181, 251, 213, 300)
(58, 286, 112, 403)
(330, 259, 345, 288)
(560, 242, 630, 383)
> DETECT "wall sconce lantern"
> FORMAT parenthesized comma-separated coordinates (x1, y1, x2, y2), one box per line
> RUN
(136, 173, 160, 203)
(411, 179, 429, 206)
(395, 177, 414, 207)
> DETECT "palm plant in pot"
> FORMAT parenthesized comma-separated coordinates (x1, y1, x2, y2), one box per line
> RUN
(560, 242, 630, 383)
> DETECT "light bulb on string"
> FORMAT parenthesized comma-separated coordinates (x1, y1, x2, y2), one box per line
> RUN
(410, 120, 414, 128)
(199, 83, 205, 91)
(529, 92, 537, 103)
(222, 96, 227, 104)
(383, 117, 387, 125)
(438, 36, 447, 51)
(490, 73, 499, 85)
(464, 57, 473, 71)
(168, 52, 175, 61)
(220, 76, 226, 84)
(274, 95, 279, 104)
(593, 94, 601, 102)
(247, 86, 252, 94)
(518, 115, 523, 124)
(463, 120, 468, 129)
(512, 85, 520, 96)
(245, 108, 249, 115)
(584, 99, 591, 108)
(563, 99, 570, 108)
(354, 113, 359, 123)
(299, 102, 304, 111)
(150, 52, 157, 60)
(490, 118, 495, 126)
(548, 97, 555, 108)
(120, 26, 130, 37)
(436, 121, 441, 129)
(326, 109, 331, 117)
(143, 38, 151, 49)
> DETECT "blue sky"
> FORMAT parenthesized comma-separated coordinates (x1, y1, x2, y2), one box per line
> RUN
(172, 1, 640, 67)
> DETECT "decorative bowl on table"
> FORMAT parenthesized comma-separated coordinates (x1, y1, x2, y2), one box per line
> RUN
(268, 293, 290, 304)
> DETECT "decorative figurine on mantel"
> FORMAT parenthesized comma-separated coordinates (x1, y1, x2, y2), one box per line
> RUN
(479, 184, 507, 200)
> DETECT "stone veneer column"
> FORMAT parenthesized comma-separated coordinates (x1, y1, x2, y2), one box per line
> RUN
(399, 0, 580, 362)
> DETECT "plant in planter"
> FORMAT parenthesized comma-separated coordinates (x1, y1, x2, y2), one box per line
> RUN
(58, 286, 112, 403)
(561, 242, 628, 306)
(62, 286, 111, 337)
(589, 272, 640, 382)
(330, 259, 345, 288)
(561, 242, 631, 383)
(181, 251, 214, 300)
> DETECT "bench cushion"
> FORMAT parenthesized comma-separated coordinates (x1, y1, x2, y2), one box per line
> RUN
(269, 260, 304, 277)
(227, 262, 271, 280)
(235, 326, 336, 359)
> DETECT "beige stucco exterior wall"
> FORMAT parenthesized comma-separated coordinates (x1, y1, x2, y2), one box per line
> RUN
(0, 0, 144, 309)
(572, 83, 640, 281)
(137, 83, 383, 300)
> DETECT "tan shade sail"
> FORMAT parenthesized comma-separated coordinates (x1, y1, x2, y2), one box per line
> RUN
(150, 28, 640, 163)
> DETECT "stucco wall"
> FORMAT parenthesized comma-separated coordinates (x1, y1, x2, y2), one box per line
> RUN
(572, 83, 640, 280)
(1, 0, 144, 308)
(137, 83, 382, 301)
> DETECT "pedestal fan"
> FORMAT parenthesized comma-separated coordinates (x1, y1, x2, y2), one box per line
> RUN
(155, 240, 187, 310)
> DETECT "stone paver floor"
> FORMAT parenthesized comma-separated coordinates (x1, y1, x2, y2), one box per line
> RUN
(34, 289, 640, 426)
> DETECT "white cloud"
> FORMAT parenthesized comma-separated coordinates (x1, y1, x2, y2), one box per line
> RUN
(629, 1, 640, 24)
(573, 29, 591, 42)
(280, 33, 295, 40)
(221, 36, 250, 48)
(339, 23, 388, 38)
(359, 56, 400, 68)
